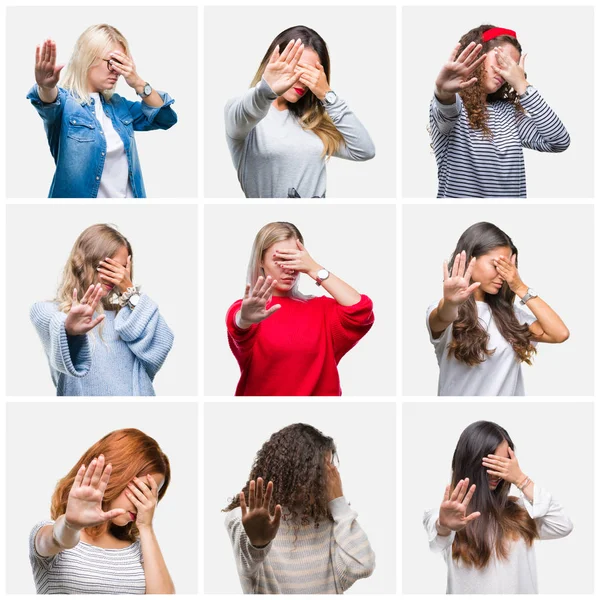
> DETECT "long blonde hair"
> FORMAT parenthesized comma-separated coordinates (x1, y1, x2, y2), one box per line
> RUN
(56, 224, 133, 322)
(251, 26, 344, 158)
(248, 222, 310, 301)
(61, 24, 131, 105)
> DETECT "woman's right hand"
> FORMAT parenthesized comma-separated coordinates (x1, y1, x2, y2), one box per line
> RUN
(64, 284, 106, 336)
(65, 454, 126, 530)
(263, 39, 304, 96)
(439, 478, 481, 532)
(35, 39, 64, 90)
(240, 478, 282, 547)
(238, 276, 281, 326)
(435, 41, 487, 99)
(443, 250, 481, 306)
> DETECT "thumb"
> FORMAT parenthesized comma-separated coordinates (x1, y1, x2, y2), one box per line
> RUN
(296, 238, 305, 251)
(56, 63, 65, 75)
(102, 508, 126, 522)
(317, 61, 324, 71)
(508, 447, 515, 459)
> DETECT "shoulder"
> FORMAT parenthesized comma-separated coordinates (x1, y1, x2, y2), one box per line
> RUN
(29, 519, 54, 553)
(30, 301, 60, 322)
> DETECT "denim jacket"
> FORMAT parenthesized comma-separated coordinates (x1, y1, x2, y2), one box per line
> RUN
(27, 85, 177, 198)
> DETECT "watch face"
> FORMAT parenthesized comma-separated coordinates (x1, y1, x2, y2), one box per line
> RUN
(129, 293, 140, 306)
(317, 269, 329, 280)
(325, 91, 336, 104)
(528, 288, 537, 296)
(143, 84, 152, 96)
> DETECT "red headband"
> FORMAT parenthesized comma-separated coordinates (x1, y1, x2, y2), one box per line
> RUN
(482, 27, 517, 43)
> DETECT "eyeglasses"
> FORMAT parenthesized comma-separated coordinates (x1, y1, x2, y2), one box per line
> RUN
(101, 58, 116, 72)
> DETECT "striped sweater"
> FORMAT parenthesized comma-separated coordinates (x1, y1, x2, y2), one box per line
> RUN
(225, 496, 375, 594)
(430, 88, 570, 198)
(29, 520, 145, 594)
(30, 293, 173, 396)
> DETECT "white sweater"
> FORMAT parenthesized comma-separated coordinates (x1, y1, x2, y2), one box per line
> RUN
(423, 485, 573, 594)
(225, 496, 375, 594)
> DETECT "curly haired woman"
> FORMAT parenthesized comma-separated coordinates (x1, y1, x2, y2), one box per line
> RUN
(223, 424, 375, 594)
(431, 25, 570, 198)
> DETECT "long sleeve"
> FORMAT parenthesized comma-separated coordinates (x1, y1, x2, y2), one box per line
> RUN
(30, 302, 92, 378)
(225, 78, 278, 141)
(327, 98, 376, 161)
(116, 91, 177, 131)
(26, 85, 69, 161)
(516, 89, 570, 152)
(113, 294, 174, 380)
(329, 496, 375, 592)
(519, 484, 573, 540)
(328, 294, 375, 360)
(429, 93, 462, 137)
(226, 300, 260, 369)
(423, 508, 455, 553)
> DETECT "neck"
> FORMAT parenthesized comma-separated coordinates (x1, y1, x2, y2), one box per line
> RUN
(273, 96, 289, 111)
(271, 290, 291, 297)
(474, 288, 486, 302)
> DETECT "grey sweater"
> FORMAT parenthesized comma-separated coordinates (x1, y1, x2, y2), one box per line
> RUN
(225, 78, 375, 198)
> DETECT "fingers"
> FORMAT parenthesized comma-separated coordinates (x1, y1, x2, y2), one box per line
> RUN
(450, 479, 464, 502)
(35, 44, 40, 66)
(257, 276, 274, 298)
(72, 288, 79, 305)
(82, 457, 98, 487)
(462, 43, 483, 66)
(508, 447, 516, 458)
(443, 484, 450, 503)
(126, 255, 132, 272)
(264, 304, 281, 318)
(239, 489, 248, 517)
(465, 281, 481, 296)
(485, 469, 504, 478)
(466, 53, 487, 73)
(520, 53, 527, 70)
(443, 260, 449, 282)
(147, 474, 158, 497)
(88, 283, 104, 311)
(451, 252, 461, 278)
(263, 480, 274, 510)
(289, 43, 304, 71)
(457, 477, 470, 503)
(273, 248, 298, 256)
(464, 257, 476, 282)
(126, 488, 143, 508)
(457, 251, 467, 279)
(133, 476, 153, 500)
(90, 454, 105, 488)
(510, 254, 517, 266)
(248, 479, 256, 510)
(251, 276, 265, 297)
(98, 462, 113, 495)
(269, 44, 280, 64)
(462, 483, 477, 507)
(285, 39, 303, 65)
(127, 482, 147, 504)
(465, 511, 481, 523)
(243, 283, 251, 300)
(87, 314, 106, 330)
(456, 41, 476, 63)
(279, 39, 296, 62)
(448, 42, 461, 63)
(79, 284, 96, 305)
(256, 477, 264, 507)
(102, 508, 126, 522)
(72, 464, 86, 489)
(272, 504, 282, 528)
(458, 77, 478, 90)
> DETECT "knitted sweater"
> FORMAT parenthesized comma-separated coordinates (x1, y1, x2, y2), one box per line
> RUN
(225, 496, 376, 594)
(225, 78, 375, 198)
(226, 294, 374, 396)
(30, 294, 173, 396)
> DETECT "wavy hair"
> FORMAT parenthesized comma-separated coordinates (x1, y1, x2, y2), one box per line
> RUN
(61, 24, 131, 105)
(50, 429, 171, 542)
(447, 222, 536, 366)
(450, 421, 538, 568)
(251, 25, 344, 157)
(457, 24, 525, 136)
(223, 424, 337, 530)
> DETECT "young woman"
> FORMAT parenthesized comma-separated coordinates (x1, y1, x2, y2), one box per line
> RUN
(426, 222, 569, 396)
(223, 423, 375, 594)
(225, 26, 375, 198)
(423, 421, 573, 594)
(28, 25, 177, 198)
(226, 221, 374, 396)
(30, 428, 174, 594)
(30, 224, 174, 396)
(431, 25, 570, 198)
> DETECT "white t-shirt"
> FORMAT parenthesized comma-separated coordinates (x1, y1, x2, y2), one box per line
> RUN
(426, 301, 538, 396)
(422, 485, 573, 594)
(91, 93, 134, 199)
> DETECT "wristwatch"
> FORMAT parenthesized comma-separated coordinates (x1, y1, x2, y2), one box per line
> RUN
(520, 288, 538, 305)
(127, 292, 141, 309)
(519, 85, 535, 99)
(322, 90, 337, 106)
(137, 82, 152, 98)
(316, 269, 330, 286)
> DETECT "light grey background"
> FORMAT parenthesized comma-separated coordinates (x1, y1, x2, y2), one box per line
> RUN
(7, 6, 198, 198)
(204, 401, 396, 594)
(6, 401, 198, 594)
(402, 402, 593, 594)
(204, 204, 396, 396)
(402, 204, 594, 396)
(204, 5, 396, 198)
(6, 204, 198, 396)
(402, 6, 594, 198)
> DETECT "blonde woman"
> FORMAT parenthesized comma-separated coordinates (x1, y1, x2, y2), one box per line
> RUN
(226, 222, 374, 396)
(225, 25, 375, 198)
(28, 24, 177, 198)
(30, 224, 174, 396)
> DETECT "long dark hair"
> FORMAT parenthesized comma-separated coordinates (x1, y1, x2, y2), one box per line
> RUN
(223, 423, 337, 528)
(451, 421, 538, 568)
(447, 222, 535, 366)
(457, 24, 525, 136)
(250, 25, 343, 156)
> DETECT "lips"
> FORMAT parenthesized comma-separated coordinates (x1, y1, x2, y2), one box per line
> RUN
(293, 87, 306, 96)
(128, 512, 136, 521)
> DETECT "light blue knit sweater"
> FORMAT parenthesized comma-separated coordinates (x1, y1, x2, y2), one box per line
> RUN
(30, 294, 174, 396)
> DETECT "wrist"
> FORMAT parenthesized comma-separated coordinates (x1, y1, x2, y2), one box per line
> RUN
(136, 522, 154, 532)
(133, 78, 146, 94)
(514, 283, 528, 298)
(308, 264, 324, 280)
(236, 310, 253, 329)
(436, 518, 452, 536)
(514, 79, 529, 96)
(316, 87, 330, 102)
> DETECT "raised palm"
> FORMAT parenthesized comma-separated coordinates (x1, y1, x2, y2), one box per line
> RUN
(240, 478, 282, 547)
(436, 41, 487, 94)
(263, 39, 304, 95)
(35, 39, 64, 89)
(65, 455, 125, 530)
(439, 478, 481, 532)
(240, 276, 281, 325)
(443, 251, 480, 305)
(65, 284, 106, 336)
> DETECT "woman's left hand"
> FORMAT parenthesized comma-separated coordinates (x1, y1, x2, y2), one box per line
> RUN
(481, 447, 525, 485)
(97, 255, 133, 294)
(126, 474, 159, 529)
(493, 254, 526, 295)
(325, 461, 343, 502)
(295, 61, 331, 101)
(109, 50, 144, 91)
(273, 239, 322, 277)
(492, 46, 528, 94)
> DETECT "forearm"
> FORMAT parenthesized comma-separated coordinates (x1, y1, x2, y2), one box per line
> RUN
(308, 268, 361, 306)
(434, 86, 456, 105)
(515, 284, 569, 342)
(138, 526, 175, 594)
(36, 516, 81, 557)
(37, 84, 58, 104)
(429, 298, 460, 333)
(134, 79, 164, 108)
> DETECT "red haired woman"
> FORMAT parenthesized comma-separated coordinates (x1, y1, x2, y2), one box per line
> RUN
(29, 429, 174, 594)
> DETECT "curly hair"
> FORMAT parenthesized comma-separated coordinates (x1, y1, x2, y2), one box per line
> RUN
(457, 25, 525, 136)
(447, 222, 536, 366)
(223, 423, 337, 530)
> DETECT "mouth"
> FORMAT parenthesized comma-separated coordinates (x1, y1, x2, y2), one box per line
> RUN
(293, 87, 306, 96)
(103, 283, 114, 291)
(128, 511, 136, 521)
(491, 281, 503, 289)
(489, 478, 501, 487)
(494, 76, 504, 86)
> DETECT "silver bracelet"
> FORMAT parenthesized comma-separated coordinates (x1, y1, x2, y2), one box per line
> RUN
(518, 476, 531, 490)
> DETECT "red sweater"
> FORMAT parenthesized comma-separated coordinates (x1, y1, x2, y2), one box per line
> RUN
(226, 294, 374, 396)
